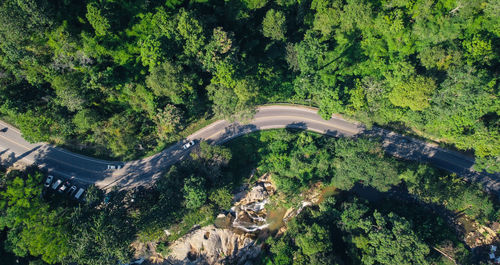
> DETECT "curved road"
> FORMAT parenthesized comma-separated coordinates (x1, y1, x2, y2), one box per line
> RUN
(0, 105, 498, 195)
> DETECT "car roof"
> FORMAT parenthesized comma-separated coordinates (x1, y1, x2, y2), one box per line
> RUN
(75, 188, 85, 198)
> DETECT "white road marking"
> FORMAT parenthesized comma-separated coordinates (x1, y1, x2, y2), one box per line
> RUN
(0, 134, 102, 174)
(0, 105, 489, 191)
(0, 133, 36, 150)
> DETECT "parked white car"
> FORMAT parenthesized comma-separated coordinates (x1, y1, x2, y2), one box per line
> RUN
(182, 140, 195, 150)
(51, 179, 62, 190)
(58, 181, 70, 193)
(74, 188, 85, 200)
(107, 164, 123, 170)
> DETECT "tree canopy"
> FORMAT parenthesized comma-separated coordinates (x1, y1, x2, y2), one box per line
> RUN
(0, 0, 496, 170)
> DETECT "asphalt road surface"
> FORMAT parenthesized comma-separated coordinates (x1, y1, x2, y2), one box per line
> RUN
(0, 105, 498, 196)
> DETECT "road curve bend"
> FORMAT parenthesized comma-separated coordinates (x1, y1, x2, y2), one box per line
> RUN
(0, 105, 498, 195)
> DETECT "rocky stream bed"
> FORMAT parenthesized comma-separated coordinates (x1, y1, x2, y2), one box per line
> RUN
(162, 173, 319, 265)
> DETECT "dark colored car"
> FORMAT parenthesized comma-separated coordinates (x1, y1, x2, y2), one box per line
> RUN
(44, 175, 54, 188)
(68, 185, 77, 196)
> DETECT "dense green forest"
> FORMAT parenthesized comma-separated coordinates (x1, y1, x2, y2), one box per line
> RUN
(0, 0, 498, 171)
(262, 197, 471, 265)
(1, 130, 498, 264)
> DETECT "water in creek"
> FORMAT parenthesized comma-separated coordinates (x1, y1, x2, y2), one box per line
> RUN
(232, 199, 270, 233)
(228, 173, 339, 235)
(267, 207, 287, 232)
(317, 185, 339, 204)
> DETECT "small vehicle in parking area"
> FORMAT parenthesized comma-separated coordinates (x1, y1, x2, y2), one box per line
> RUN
(107, 164, 123, 170)
(44, 175, 54, 188)
(68, 185, 77, 196)
(74, 188, 85, 200)
(58, 181, 70, 193)
(51, 179, 62, 190)
(182, 140, 195, 150)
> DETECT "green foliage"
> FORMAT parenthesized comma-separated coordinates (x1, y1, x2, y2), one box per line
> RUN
(0, 128, 497, 264)
(146, 60, 193, 104)
(474, 156, 500, 174)
(176, 9, 205, 57)
(295, 31, 329, 75)
(228, 130, 498, 224)
(206, 81, 257, 121)
(0, 168, 134, 264)
(425, 66, 499, 158)
(139, 36, 163, 69)
(183, 175, 207, 210)
(73, 109, 99, 133)
(86, 3, 111, 37)
(51, 72, 86, 112)
(388, 75, 436, 111)
(0, 0, 496, 168)
(154, 104, 183, 142)
(262, 9, 286, 41)
(265, 236, 293, 264)
(243, 0, 268, 9)
(331, 138, 400, 191)
(0, 170, 70, 264)
(295, 223, 331, 256)
(192, 142, 232, 170)
(209, 187, 233, 210)
(462, 35, 494, 64)
(16, 111, 54, 143)
(199, 27, 236, 72)
(339, 201, 430, 265)
(264, 190, 481, 264)
(97, 113, 138, 159)
(310, 0, 341, 38)
(69, 207, 134, 265)
(404, 165, 497, 222)
(265, 209, 337, 265)
(241, 130, 401, 194)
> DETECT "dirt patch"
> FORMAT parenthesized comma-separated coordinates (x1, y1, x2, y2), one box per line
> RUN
(460, 216, 499, 248)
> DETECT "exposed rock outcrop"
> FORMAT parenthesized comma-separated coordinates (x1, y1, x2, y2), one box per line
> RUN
(232, 173, 275, 233)
(161, 174, 340, 264)
(164, 225, 260, 265)
(164, 173, 276, 264)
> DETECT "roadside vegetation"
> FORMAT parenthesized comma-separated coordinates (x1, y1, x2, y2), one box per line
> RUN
(0, 0, 498, 170)
(1, 130, 498, 264)
(263, 197, 469, 265)
(229, 130, 498, 223)
(0, 142, 235, 264)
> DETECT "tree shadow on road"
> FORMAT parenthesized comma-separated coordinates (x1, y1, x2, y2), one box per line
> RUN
(211, 123, 259, 145)
(284, 122, 351, 139)
(0, 145, 41, 167)
(285, 121, 308, 131)
(0, 148, 9, 157)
